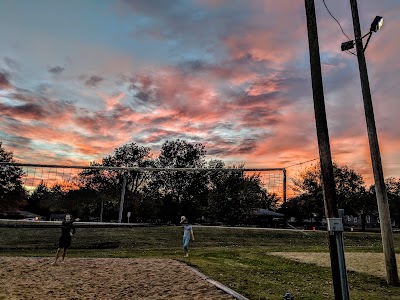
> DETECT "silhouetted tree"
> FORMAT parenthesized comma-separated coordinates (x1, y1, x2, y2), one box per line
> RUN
(150, 139, 208, 222)
(79, 142, 152, 222)
(0, 143, 27, 211)
(385, 178, 400, 228)
(289, 163, 366, 223)
(25, 181, 51, 216)
(208, 166, 266, 225)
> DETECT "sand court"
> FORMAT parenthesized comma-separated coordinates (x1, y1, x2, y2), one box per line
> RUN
(0, 257, 235, 300)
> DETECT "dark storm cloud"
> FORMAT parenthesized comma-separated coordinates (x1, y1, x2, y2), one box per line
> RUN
(240, 108, 280, 128)
(230, 91, 281, 108)
(120, 0, 198, 27)
(48, 66, 65, 74)
(73, 107, 135, 137)
(85, 75, 104, 87)
(127, 75, 161, 106)
(74, 113, 111, 132)
(120, 0, 255, 48)
(121, 0, 187, 15)
(0, 102, 45, 119)
(134, 127, 200, 145)
(128, 74, 153, 90)
(3, 57, 20, 70)
(74, 114, 103, 132)
(135, 128, 177, 144)
(5, 91, 78, 123)
(177, 59, 208, 73)
(147, 115, 176, 125)
(206, 137, 259, 156)
(236, 139, 257, 154)
(0, 70, 11, 89)
(134, 91, 151, 102)
(0, 134, 33, 150)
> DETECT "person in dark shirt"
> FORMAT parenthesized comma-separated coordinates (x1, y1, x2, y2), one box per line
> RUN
(52, 213, 76, 265)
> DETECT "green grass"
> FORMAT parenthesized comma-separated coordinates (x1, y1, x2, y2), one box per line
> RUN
(1, 225, 400, 299)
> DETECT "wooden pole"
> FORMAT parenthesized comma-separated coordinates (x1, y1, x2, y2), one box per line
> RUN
(283, 169, 287, 204)
(305, 1, 349, 298)
(118, 173, 127, 223)
(349, 0, 399, 286)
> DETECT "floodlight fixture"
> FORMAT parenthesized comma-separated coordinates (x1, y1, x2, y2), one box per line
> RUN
(370, 16, 383, 32)
(341, 40, 355, 51)
(341, 16, 383, 53)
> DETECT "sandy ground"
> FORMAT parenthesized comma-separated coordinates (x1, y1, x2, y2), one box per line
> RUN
(271, 252, 400, 278)
(0, 257, 234, 300)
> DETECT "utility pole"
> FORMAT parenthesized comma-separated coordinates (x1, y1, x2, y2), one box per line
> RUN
(305, 1, 349, 299)
(349, 0, 399, 286)
(283, 169, 287, 204)
(118, 172, 127, 223)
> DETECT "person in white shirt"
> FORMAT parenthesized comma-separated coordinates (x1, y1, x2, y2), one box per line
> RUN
(180, 216, 195, 257)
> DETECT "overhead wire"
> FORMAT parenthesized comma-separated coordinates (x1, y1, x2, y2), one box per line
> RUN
(321, 0, 357, 56)
(322, 0, 352, 41)
(285, 158, 319, 169)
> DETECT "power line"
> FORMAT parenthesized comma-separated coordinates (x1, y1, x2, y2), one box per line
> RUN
(285, 158, 319, 169)
(322, 0, 352, 41)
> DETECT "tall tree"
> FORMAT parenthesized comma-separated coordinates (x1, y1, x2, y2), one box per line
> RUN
(289, 164, 324, 221)
(334, 165, 366, 214)
(208, 166, 266, 225)
(151, 139, 208, 222)
(0, 143, 27, 211)
(79, 162, 119, 222)
(289, 163, 366, 222)
(79, 142, 152, 222)
(385, 178, 400, 228)
(373, 178, 400, 229)
(103, 143, 152, 222)
(25, 181, 51, 216)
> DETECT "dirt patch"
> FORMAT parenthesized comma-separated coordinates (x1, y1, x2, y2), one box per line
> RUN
(0, 257, 234, 300)
(270, 252, 400, 278)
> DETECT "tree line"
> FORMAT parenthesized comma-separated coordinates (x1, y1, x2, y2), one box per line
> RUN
(1, 141, 400, 228)
(0, 141, 278, 224)
(285, 163, 400, 230)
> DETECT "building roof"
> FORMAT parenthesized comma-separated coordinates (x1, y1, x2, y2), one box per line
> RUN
(18, 211, 43, 218)
(50, 213, 67, 218)
(255, 209, 284, 218)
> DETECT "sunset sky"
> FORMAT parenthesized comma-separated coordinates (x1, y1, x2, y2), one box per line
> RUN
(1, 0, 399, 187)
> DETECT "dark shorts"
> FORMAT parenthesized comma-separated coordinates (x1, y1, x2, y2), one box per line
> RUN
(58, 235, 72, 249)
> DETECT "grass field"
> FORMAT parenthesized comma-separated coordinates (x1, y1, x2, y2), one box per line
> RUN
(1, 225, 400, 300)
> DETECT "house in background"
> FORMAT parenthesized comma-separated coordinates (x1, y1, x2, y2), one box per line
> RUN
(0, 211, 43, 220)
(253, 209, 285, 227)
(49, 213, 67, 221)
(343, 214, 396, 229)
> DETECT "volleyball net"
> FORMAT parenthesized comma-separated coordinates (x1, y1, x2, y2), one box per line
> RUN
(1, 162, 286, 223)
(1, 162, 285, 197)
